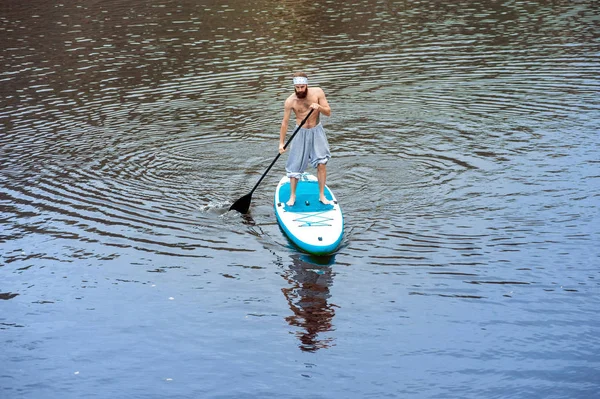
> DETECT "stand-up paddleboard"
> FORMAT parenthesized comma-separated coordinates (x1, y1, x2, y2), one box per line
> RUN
(274, 173, 344, 255)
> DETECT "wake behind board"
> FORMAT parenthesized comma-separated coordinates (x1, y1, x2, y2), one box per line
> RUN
(274, 173, 344, 255)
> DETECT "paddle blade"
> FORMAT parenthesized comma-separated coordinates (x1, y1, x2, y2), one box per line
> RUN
(229, 193, 252, 214)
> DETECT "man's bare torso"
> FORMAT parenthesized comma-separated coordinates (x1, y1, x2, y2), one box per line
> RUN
(288, 87, 322, 128)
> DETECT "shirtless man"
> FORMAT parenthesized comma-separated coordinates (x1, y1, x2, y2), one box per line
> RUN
(279, 72, 332, 206)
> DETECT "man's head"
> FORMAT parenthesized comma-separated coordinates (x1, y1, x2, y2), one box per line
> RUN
(293, 72, 308, 99)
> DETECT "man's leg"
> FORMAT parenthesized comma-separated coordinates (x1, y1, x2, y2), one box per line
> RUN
(317, 163, 331, 205)
(287, 177, 299, 206)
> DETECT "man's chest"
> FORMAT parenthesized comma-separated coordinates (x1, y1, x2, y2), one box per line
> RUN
(293, 97, 318, 112)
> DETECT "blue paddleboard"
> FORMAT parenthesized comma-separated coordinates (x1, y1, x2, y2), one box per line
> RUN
(274, 173, 344, 255)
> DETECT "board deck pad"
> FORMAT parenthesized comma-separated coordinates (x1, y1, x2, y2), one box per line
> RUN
(277, 180, 335, 212)
(274, 174, 344, 255)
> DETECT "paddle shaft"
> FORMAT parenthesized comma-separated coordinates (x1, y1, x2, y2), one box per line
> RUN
(247, 108, 314, 196)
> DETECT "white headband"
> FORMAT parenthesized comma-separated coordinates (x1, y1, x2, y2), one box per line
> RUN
(293, 76, 308, 85)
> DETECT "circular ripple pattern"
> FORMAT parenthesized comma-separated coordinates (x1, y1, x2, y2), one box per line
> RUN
(1, 0, 598, 270)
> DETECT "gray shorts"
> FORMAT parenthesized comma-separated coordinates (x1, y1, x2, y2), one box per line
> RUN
(285, 123, 331, 179)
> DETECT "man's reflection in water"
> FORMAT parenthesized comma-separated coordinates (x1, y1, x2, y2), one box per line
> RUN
(281, 253, 338, 352)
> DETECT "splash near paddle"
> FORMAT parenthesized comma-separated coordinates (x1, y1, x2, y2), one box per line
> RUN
(274, 173, 344, 255)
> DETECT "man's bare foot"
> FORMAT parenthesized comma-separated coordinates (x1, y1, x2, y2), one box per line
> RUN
(319, 197, 331, 205)
(286, 197, 296, 207)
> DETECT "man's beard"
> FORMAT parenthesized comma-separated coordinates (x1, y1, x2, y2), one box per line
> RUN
(295, 87, 308, 99)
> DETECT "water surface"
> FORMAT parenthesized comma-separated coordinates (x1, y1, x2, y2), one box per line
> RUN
(1, 0, 599, 398)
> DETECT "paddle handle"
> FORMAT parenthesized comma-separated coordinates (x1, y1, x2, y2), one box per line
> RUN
(249, 108, 314, 195)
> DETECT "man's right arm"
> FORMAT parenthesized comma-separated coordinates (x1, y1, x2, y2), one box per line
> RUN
(279, 101, 292, 153)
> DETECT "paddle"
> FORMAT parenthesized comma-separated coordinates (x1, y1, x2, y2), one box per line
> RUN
(229, 108, 314, 214)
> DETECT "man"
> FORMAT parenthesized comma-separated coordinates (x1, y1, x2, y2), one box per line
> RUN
(279, 72, 332, 207)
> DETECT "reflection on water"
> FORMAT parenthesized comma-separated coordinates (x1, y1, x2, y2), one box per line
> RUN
(280, 254, 337, 352)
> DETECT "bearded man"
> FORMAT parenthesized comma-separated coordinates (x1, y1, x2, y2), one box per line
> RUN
(278, 72, 332, 206)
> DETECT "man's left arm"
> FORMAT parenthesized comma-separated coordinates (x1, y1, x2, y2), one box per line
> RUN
(311, 88, 331, 117)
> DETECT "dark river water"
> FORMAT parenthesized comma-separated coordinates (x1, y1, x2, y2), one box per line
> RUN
(1, 0, 599, 398)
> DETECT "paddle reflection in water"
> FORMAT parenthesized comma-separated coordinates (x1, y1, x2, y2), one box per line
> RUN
(280, 254, 338, 352)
